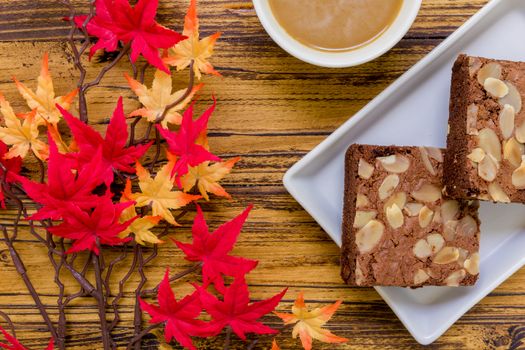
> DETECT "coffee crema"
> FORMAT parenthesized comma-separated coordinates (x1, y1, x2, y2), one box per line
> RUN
(268, 0, 403, 52)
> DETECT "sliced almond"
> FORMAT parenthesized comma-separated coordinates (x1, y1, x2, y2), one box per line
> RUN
(478, 128, 502, 161)
(503, 137, 524, 168)
(411, 183, 442, 203)
(443, 220, 459, 241)
(457, 215, 478, 237)
(468, 57, 482, 78)
(358, 159, 374, 179)
(386, 204, 404, 229)
(488, 182, 511, 203)
(413, 239, 432, 259)
(445, 269, 466, 286)
(484, 77, 509, 98)
(477, 62, 502, 85)
(499, 104, 515, 139)
(356, 193, 370, 208)
(355, 260, 365, 285)
(432, 207, 442, 224)
(418, 206, 434, 228)
(516, 122, 525, 143)
(464, 253, 480, 275)
(427, 233, 445, 254)
(383, 192, 406, 214)
(433, 247, 460, 264)
(499, 81, 522, 113)
(441, 200, 459, 223)
(467, 148, 485, 163)
(377, 154, 410, 173)
(379, 174, 400, 200)
(427, 147, 443, 162)
(404, 202, 423, 217)
(457, 248, 469, 267)
(353, 210, 378, 228)
(466, 104, 479, 135)
(478, 153, 498, 181)
(413, 269, 430, 285)
(512, 159, 525, 189)
(355, 220, 384, 254)
(419, 147, 436, 175)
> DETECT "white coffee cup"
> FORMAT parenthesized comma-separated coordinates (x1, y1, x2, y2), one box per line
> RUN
(253, 0, 422, 68)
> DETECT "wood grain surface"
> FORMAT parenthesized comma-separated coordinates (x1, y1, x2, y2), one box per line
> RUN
(1, 0, 524, 349)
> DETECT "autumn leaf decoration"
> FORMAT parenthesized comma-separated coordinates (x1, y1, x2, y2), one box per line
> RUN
(74, 0, 185, 72)
(275, 292, 349, 350)
(141, 207, 287, 349)
(164, 0, 221, 79)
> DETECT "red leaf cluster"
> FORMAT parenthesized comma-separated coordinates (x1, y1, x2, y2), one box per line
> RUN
(74, 0, 185, 72)
(140, 205, 287, 349)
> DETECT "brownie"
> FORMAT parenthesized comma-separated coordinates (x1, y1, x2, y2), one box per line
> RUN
(444, 54, 525, 203)
(341, 144, 480, 287)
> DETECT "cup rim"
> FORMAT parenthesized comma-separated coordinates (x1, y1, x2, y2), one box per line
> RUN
(253, 0, 423, 68)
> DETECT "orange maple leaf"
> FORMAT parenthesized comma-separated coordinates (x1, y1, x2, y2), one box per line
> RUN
(274, 292, 348, 350)
(272, 339, 280, 350)
(164, 0, 221, 80)
(125, 70, 202, 127)
(180, 157, 239, 201)
(13, 53, 78, 126)
(119, 179, 164, 245)
(0, 94, 48, 160)
(131, 157, 201, 225)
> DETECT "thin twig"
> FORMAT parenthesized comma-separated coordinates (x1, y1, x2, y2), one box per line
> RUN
(92, 242, 112, 350)
(223, 326, 232, 350)
(155, 60, 195, 124)
(141, 262, 202, 297)
(125, 324, 161, 349)
(0, 310, 16, 337)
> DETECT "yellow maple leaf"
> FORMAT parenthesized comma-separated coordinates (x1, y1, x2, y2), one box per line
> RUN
(274, 292, 348, 350)
(13, 53, 78, 126)
(164, 0, 221, 80)
(119, 179, 164, 245)
(0, 94, 48, 160)
(125, 70, 202, 127)
(180, 157, 239, 201)
(132, 160, 201, 225)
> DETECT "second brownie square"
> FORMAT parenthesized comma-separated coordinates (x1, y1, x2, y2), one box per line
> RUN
(341, 144, 480, 287)
(445, 54, 525, 203)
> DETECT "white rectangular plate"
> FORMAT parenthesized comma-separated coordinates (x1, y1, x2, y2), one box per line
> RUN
(283, 0, 525, 345)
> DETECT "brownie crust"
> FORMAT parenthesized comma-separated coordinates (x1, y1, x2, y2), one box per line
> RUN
(341, 144, 480, 287)
(444, 54, 525, 203)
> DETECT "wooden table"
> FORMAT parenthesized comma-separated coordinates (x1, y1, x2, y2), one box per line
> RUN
(0, 0, 523, 349)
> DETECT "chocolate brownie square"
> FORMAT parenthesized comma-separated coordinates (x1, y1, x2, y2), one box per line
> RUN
(341, 144, 480, 287)
(444, 54, 525, 203)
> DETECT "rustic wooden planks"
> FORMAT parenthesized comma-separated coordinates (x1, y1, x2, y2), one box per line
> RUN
(1, 0, 524, 349)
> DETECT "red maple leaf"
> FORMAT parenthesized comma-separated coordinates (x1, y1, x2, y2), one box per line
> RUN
(59, 97, 151, 185)
(74, 0, 185, 72)
(173, 205, 257, 284)
(0, 326, 53, 350)
(18, 137, 106, 220)
(198, 277, 287, 340)
(46, 195, 134, 255)
(0, 141, 21, 209)
(157, 99, 220, 186)
(139, 268, 212, 350)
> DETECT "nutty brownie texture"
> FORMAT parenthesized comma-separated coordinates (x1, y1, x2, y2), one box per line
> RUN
(341, 144, 480, 287)
(444, 54, 525, 203)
